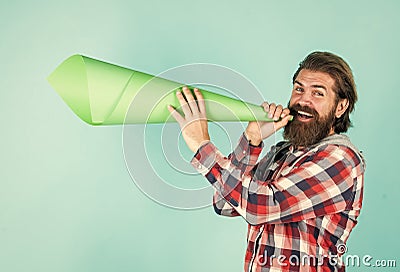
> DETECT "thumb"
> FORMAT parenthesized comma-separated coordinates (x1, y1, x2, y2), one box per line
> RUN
(167, 105, 185, 124)
(274, 115, 293, 131)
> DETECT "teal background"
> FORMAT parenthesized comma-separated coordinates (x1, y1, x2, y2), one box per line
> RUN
(1, 0, 399, 271)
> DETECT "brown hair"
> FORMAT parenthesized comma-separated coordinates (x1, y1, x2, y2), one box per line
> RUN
(292, 51, 357, 133)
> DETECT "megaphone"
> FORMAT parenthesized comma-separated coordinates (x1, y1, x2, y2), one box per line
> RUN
(47, 55, 274, 125)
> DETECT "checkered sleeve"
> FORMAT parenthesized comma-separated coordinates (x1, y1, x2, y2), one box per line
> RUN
(191, 140, 364, 225)
(194, 133, 263, 217)
(213, 191, 241, 217)
(228, 132, 264, 175)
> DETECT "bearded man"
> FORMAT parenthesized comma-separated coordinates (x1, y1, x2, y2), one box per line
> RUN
(168, 51, 365, 272)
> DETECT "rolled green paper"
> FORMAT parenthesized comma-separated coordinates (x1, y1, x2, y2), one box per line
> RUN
(47, 55, 274, 125)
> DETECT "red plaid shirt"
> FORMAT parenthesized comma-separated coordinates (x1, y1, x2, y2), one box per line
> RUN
(191, 133, 365, 272)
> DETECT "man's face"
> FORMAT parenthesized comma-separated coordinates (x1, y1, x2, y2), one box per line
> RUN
(283, 69, 338, 147)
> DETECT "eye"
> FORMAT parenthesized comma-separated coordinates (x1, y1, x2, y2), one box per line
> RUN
(294, 87, 303, 93)
(313, 91, 324, 97)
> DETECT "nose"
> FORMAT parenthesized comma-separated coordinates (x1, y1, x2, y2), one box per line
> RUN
(298, 91, 312, 107)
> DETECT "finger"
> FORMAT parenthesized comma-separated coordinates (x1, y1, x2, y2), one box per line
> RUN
(194, 88, 206, 115)
(176, 90, 192, 116)
(273, 105, 283, 121)
(268, 103, 276, 119)
(182, 86, 199, 115)
(281, 108, 290, 118)
(261, 102, 270, 113)
(167, 105, 185, 124)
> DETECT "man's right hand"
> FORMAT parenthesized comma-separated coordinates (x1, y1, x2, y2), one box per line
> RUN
(244, 102, 293, 146)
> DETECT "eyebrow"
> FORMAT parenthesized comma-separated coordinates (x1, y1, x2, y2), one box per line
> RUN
(294, 80, 327, 91)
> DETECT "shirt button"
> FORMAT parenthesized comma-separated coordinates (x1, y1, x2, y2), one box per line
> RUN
(198, 165, 202, 169)
(243, 150, 246, 154)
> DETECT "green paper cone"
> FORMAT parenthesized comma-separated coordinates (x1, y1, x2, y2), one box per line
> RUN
(47, 55, 274, 125)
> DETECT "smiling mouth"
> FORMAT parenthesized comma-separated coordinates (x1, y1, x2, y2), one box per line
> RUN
(297, 110, 314, 120)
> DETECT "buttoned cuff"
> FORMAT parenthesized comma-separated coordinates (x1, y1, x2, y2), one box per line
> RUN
(232, 133, 264, 166)
(191, 141, 222, 175)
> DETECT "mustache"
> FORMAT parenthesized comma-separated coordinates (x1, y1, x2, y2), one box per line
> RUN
(288, 104, 319, 119)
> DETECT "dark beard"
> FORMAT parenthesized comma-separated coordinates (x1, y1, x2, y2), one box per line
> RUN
(283, 104, 336, 148)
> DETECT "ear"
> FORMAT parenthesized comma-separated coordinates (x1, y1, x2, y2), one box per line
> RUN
(335, 98, 349, 118)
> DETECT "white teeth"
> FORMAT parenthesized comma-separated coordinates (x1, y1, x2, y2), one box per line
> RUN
(298, 110, 313, 117)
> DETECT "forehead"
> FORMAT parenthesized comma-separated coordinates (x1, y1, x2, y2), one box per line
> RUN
(295, 69, 336, 90)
